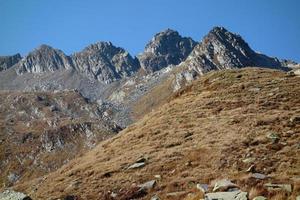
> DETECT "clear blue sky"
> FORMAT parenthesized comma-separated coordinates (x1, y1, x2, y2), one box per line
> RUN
(1, 0, 299, 62)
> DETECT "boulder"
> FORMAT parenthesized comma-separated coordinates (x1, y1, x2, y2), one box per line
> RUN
(250, 173, 267, 180)
(205, 190, 247, 200)
(138, 180, 156, 190)
(0, 190, 31, 200)
(196, 183, 209, 193)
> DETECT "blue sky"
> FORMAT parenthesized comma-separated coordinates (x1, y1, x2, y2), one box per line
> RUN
(1, 0, 299, 62)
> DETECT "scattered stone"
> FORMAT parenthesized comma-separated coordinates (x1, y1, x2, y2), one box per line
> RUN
(266, 132, 280, 143)
(165, 191, 186, 197)
(246, 164, 256, 172)
(110, 192, 117, 198)
(213, 179, 238, 192)
(196, 183, 209, 193)
(242, 157, 255, 163)
(290, 116, 300, 124)
(138, 180, 156, 190)
(205, 190, 247, 200)
(154, 175, 161, 179)
(286, 71, 295, 77)
(150, 194, 160, 200)
(127, 162, 145, 169)
(253, 196, 267, 200)
(0, 190, 32, 200)
(248, 88, 261, 92)
(264, 183, 292, 193)
(250, 173, 267, 180)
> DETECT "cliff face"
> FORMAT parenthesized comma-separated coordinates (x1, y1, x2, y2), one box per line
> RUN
(71, 42, 140, 84)
(0, 53, 22, 71)
(138, 29, 196, 72)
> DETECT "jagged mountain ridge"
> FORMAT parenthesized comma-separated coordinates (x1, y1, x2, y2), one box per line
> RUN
(0, 53, 22, 72)
(0, 27, 296, 85)
(181, 27, 287, 76)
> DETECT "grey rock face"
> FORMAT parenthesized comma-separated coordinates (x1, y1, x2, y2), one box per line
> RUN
(16, 45, 73, 74)
(182, 27, 287, 76)
(72, 42, 140, 83)
(138, 29, 196, 72)
(0, 54, 22, 71)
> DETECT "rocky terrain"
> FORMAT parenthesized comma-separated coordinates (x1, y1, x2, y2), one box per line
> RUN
(0, 27, 300, 200)
(0, 91, 121, 188)
(14, 68, 300, 200)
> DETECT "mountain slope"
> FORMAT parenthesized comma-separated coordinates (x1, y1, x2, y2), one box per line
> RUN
(15, 68, 300, 199)
(0, 90, 121, 188)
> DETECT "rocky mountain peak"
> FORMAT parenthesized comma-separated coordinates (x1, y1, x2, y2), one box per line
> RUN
(0, 53, 22, 71)
(181, 27, 285, 75)
(16, 44, 73, 75)
(138, 29, 197, 72)
(72, 42, 140, 83)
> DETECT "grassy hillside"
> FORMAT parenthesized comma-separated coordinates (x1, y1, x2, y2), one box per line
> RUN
(15, 68, 300, 199)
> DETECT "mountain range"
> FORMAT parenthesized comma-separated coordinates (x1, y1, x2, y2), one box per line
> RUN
(0, 26, 300, 200)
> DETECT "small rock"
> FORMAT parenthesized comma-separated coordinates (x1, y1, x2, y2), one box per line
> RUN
(154, 175, 161, 179)
(213, 179, 238, 192)
(205, 190, 247, 200)
(150, 195, 160, 200)
(127, 162, 145, 169)
(290, 116, 300, 124)
(196, 183, 209, 193)
(242, 158, 255, 163)
(138, 180, 156, 190)
(250, 173, 267, 180)
(266, 132, 280, 143)
(253, 196, 267, 200)
(246, 164, 256, 172)
(248, 88, 261, 92)
(264, 183, 292, 193)
(165, 191, 186, 197)
(110, 192, 117, 198)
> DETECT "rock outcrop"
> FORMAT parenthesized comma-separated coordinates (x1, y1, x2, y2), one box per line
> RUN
(72, 42, 140, 83)
(16, 45, 73, 74)
(181, 26, 287, 76)
(0, 54, 22, 71)
(138, 29, 196, 72)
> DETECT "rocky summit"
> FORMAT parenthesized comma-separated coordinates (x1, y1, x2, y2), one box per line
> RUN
(181, 27, 288, 76)
(72, 42, 140, 83)
(16, 45, 73, 75)
(138, 29, 196, 72)
(0, 54, 22, 72)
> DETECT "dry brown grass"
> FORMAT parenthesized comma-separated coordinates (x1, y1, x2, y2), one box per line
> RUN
(12, 68, 300, 199)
